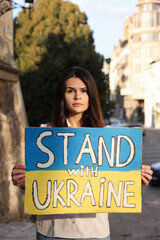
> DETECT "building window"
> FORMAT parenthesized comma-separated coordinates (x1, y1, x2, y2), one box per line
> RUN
(135, 49, 141, 57)
(141, 32, 159, 41)
(134, 78, 140, 88)
(138, 3, 160, 11)
(156, 12, 160, 25)
(153, 4, 160, 10)
(135, 63, 141, 74)
(143, 4, 152, 11)
(151, 47, 160, 58)
(138, 5, 143, 11)
(141, 12, 154, 27)
(143, 47, 160, 58)
(133, 32, 158, 43)
(133, 13, 141, 28)
(145, 48, 150, 57)
(133, 34, 141, 42)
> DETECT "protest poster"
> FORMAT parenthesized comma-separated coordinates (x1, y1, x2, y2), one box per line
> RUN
(24, 127, 142, 215)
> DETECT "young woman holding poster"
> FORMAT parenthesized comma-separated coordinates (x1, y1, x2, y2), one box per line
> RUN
(12, 67, 152, 240)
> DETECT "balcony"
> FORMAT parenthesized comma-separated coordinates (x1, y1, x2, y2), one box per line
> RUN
(137, 0, 160, 6)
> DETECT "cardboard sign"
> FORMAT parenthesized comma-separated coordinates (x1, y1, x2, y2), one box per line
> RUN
(24, 127, 142, 215)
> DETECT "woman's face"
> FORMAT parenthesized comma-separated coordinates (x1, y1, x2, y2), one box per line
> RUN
(64, 77, 89, 117)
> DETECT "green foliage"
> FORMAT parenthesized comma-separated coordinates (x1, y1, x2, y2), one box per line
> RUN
(15, 0, 107, 126)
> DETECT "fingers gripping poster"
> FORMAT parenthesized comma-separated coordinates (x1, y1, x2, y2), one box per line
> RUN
(24, 128, 142, 215)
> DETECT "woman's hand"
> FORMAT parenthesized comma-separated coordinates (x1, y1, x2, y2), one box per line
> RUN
(141, 165, 153, 186)
(11, 165, 25, 189)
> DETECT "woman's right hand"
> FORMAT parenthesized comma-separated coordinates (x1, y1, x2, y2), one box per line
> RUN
(11, 165, 25, 189)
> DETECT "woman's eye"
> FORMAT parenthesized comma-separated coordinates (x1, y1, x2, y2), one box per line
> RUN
(81, 89, 87, 93)
(66, 89, 73, 93)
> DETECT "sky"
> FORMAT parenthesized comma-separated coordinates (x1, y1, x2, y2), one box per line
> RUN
(13, 0, 137, 57)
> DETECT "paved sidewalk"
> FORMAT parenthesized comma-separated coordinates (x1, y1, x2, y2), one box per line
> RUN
(109, 186, 160, 240)
(0, 222, 36, 240)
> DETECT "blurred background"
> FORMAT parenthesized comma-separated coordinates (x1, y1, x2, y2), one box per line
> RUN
(0, 1, 160, 239)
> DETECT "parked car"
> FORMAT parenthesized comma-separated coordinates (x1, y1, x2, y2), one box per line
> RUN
(104, 119, 146, 136)
(104, 117, 125, 126)
(122, 123, 146, 136)
(150, 162, 160, 186)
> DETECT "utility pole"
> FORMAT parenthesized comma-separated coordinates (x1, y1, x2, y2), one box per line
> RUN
(105, 57, 111, 125)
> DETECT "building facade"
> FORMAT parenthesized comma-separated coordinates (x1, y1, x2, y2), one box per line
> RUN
(144, 59, 160, 128)
(110, 0, 160, 127)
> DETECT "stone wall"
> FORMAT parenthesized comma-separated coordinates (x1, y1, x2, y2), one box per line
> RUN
(0, 8, 29, 222)
(0, 63, 28, 222)
(0, 10, 14, 66)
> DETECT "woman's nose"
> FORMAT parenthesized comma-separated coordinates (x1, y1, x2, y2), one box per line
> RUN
(75, 91, 81, 99)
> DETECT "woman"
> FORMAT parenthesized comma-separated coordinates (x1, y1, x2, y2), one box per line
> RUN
(12, 67, 152, 240)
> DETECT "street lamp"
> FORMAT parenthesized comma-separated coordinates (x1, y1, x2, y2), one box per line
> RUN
(0, 0, 34, 17)
(105, 57, 111, 125)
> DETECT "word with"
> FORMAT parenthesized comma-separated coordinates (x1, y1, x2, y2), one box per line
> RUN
(67, 165, 98, 177)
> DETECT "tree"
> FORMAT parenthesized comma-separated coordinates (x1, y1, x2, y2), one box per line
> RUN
(15, 0, 107, 126)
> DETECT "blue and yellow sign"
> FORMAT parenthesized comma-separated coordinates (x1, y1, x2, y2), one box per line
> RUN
(24, 127, 142, 215)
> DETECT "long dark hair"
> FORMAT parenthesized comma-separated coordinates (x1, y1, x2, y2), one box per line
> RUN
(51, 67, 105, 127)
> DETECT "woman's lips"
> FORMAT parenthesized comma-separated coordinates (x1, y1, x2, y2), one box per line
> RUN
(73, 103, 82, 107)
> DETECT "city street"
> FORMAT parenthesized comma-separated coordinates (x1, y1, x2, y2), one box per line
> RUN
(0, 129, 160, 240)
(110, 128, 160, 240)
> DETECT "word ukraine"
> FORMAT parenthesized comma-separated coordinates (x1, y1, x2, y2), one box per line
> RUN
(24, 128, 142, 215)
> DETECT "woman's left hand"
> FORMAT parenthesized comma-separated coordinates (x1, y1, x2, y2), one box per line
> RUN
(141, 165, 153, 186)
